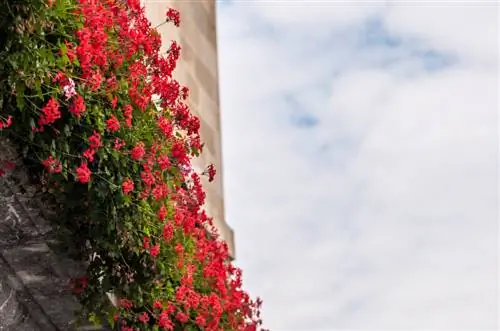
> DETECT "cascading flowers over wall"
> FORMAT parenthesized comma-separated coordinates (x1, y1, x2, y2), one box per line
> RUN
(0, 0, 265, 330)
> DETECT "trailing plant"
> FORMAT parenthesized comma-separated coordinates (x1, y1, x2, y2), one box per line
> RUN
(0, 0, 264, 330)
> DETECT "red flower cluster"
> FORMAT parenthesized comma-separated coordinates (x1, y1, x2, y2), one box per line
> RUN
(70, 95, 86, 117)
(42, 155, 62, 173)
(38, 98, 61, 129)
(204, 163, 217, 182)
(122, 178, 134, 195)
(165, 8, 180, 27)
(106, 115, 120, 132)
(76, 162, 91, 183)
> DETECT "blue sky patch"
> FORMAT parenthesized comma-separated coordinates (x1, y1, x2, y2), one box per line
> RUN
(358, 17, 403, 49)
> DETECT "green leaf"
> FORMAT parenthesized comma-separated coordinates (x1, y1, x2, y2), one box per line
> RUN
(34, 79, 43, 100)
(88, 313, 101, 326)
(107, 314, 115, 329)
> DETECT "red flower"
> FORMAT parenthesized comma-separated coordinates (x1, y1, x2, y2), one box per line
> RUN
(88, 131, 101, 149)
(42, 155, 62, 173)
(158, 312, 174, 330)
(111, 96, 118, 109)
(107, 75, 118, 91)
(106, 115, 120, 132)
(206, 164, 216, 182)
(82, 148, 96, 162)
(157, 154, 170, 170)
(157, 116, 173, 137)
(143, 236, 150, 249)
(163, 222, 174, 242)
(195, 315, 206, 327)
(113, 138, 125, 150)
(119, 299, 133, 310)
(150, 244, 160, 257)
(38, 98, 61, 127)
(89, 70, 103, 91)
(65, 41, 76, 62)
(166, 8, 180, 27)
(158, 204, 167, 221)
(175, 311, 189, 324)
(153, 300, 163, 310)
(0, 115, 13, 130)
(131, 142, 145, 160)
(76, 162, 91, 183)
(122, 178, 134, 195)
(122, 104, 133, 127)
(138, 312, 150, 324)
(180, 86, 189, 100)
(70, 95, 86, 118)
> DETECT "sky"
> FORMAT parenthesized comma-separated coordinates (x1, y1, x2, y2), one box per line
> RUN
(215, 1, 499, 330)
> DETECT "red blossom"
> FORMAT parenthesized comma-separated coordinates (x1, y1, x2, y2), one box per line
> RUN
(111, 96, 118, 109)
(165, 8, 180, 27)
(205, 163, 216, 182)
(122, 178, 134, 195)
(69, 95, 86, 118)
(138, 312, 150, 324)
(0, 115, 13, 130)
(163, 222, 174, 242)
(131, 142, 145, 160)
(106, 115, 120, 132)
(82, 148, 96, 162)
(119, 299, 133, 310)
(76, 162, 91, 183)
(157, 154, 170, 170)
(150, 244, 160, 257)
(158, 204, 167, 221)
(143, 236, 150, 249)
(157, 116, 173, 137)
(88, 131, 102, 150)
(175, 311, 189, 324)
(42, 155, 62, 173)
(113, 138, 125, 150)
(38, 98, 61, 127)
(122, 104, 133, 127)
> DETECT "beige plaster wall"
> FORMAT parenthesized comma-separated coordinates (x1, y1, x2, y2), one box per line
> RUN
(143, 0, 235, 257)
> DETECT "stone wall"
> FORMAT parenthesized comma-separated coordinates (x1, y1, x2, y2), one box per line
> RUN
(0, 138, 107, 331)
(143, 0, 235, 257)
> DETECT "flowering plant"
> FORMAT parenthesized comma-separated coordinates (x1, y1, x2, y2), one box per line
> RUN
(0, 0, 264, 330)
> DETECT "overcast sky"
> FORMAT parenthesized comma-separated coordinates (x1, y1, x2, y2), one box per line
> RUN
(216, 1, 498, 330)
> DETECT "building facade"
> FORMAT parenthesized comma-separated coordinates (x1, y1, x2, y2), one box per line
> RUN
(143, 0, 235, 257)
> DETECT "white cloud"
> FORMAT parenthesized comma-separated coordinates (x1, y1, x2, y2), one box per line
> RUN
(217, 2, 498, 330)
(383, 4, 498, 65)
